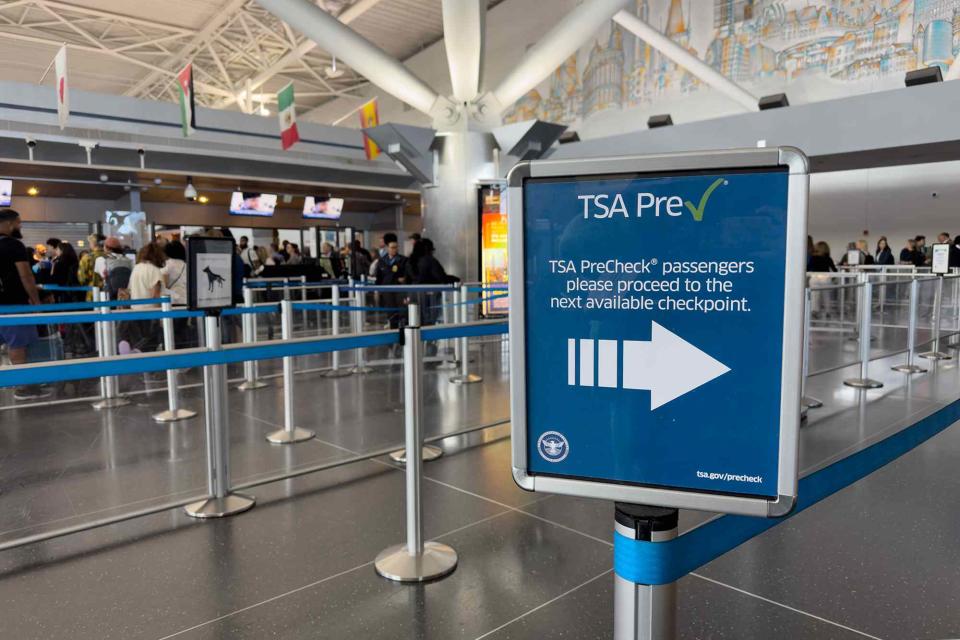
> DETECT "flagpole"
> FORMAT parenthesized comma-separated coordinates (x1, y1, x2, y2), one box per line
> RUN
(331, 96, 379, 126)
(38, 43, 66, 84)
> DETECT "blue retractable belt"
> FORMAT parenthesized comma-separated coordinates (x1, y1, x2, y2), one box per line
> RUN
(292, 302, 404, 313)
(421, 322, 508, 342)
(0, 308, 202, 326)
(613, 398, 960, 585)
(0, 297, 170, 314)
(221, 305, 280, 316)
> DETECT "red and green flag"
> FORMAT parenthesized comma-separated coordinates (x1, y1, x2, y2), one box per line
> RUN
(277, 82, 300, 150)
(177, 63, 196, 137)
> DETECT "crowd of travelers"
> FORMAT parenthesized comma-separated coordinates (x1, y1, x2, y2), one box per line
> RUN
(0, 207, 460, 400)
(807, 233, 960, 272)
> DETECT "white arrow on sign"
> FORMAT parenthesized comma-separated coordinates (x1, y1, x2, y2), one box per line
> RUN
(622, 322, 730, 410)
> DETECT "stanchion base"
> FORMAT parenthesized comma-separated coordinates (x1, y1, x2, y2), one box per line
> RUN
(352, 366, 375, 375)
(919, 351, 952, 361)
(153, 408, 198, 423)
(388, 445, 444, 464)
(450, 374, 483, 385)
(184, 493, 255, 519)
(801, 396, 823, 409)
(238, 380, 269, 391)
(324, 368, 354, 378)
(892, 363, 927, 374)
(92, 396, 131, 410)
(266, 427, 316, 444)
(436, 360, 459, 370)
(843, 378, 884, 389)
(374, 542, 458, 583)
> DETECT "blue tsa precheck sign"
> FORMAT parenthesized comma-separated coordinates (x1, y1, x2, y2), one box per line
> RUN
(508, 148, 809, 518)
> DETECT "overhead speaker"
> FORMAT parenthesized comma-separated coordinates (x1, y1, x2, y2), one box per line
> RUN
(904, 66, 942, 87)
(758, 93, 789, 110)
(647, 114, 673, 129)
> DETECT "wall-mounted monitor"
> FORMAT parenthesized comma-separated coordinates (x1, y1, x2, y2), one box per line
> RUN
(229, 192, 277, 217)
(0, 179, 12, 206)
(303, 196, 343, 220)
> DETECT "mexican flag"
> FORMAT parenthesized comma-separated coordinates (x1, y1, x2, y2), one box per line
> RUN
(277, 82, 300, 150)
(359, 99, 380, 160)
(54, 45, 69, 130)
(177, 63, 196, 137)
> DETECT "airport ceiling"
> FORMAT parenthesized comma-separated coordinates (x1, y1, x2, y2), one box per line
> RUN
(0, 0, 502, 119)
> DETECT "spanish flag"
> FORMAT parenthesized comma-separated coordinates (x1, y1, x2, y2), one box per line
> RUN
(359, 99, 380, 160)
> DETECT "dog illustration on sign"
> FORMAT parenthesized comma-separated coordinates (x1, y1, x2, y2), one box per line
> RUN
(203, 266, 226, 292)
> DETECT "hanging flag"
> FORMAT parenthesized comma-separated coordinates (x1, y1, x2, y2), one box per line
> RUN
(176, 63, 196, 137)
(53, 45, 69, 130)
(359, 99, 380, 160)
(277, 82, 300, 151)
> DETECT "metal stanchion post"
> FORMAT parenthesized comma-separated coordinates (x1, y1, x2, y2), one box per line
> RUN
(92, 291, 130, 409)
(800, 289, 822, 410)
(153, 302, 197, 422)
(437, 288, 458, 370)
(92, 286, 106, 400)
(325, 283, 353, 378)
(450, 284, 482, 385)
(844, 281, 883, 388)
(892, 278, 927, 373)
(266, 301, 316, 444)
(614, 504, 678, 640)
(352, 283, 373, 374)
(299, 275, 308, 331)
(238, 287, 267, 390)
(920, 276, 952, 361)
(185, 315, 255, 518)
(375, 304, 457, 582)
(951, 273, 960, 350)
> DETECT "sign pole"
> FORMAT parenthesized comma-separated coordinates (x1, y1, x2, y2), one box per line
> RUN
(614, 503, 678, 640)
(375, 304, 457, 582)
(185, 314, 255, 518)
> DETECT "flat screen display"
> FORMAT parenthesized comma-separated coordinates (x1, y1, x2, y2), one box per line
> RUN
(0, 179, 12, 206)
(104, 210, 147, 250)
(303, 196, 344, 220)
(229, 192, 277, 217)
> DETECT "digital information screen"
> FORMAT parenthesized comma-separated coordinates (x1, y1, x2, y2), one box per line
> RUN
(229, 192, 277, 217)
(478, 184, 509, 316)
(508, 149, 808, 517)
(303, 196, 344, 220)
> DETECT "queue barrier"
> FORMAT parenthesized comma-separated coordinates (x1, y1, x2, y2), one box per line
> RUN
(0, 308, 202, 327)
(614, 397, 960, 586)
(0, 297, 172, 314)
(39, 284, 94, 292)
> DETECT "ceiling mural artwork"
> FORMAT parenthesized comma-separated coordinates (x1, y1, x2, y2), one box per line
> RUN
(504, 0, 960, 126)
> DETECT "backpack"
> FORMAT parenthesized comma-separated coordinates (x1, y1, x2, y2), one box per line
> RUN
(103, 254, 133, 299)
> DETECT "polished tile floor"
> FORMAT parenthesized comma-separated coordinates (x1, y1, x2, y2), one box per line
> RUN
(1, 325, 960, 638)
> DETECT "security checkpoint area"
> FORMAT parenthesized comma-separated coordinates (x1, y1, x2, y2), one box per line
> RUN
(4, 1, 960, 639)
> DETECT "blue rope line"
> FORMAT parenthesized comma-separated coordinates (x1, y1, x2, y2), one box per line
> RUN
(0, 309, 202, 326)
(292, 302, 405, 313)
(421, 322, 508, 342)
(0, 297, 171, 314)
(221, 305, 280, 316)
(40, 285, 94, 292)
(613, 398, 960, 586)
(343, 284, 458, 293)
(244, 280, 348, 289)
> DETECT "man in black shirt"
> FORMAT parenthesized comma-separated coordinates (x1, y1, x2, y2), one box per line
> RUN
(0, 209, 45, 400)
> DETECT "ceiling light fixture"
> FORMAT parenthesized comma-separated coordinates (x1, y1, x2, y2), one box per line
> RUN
(27, 186, 39, 196)
(198, 195, 209, 204)
(325, 56, 344, 79)
(184, 176, 198, 201)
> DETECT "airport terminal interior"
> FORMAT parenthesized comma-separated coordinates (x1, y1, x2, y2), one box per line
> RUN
(3, 1, 960, 639)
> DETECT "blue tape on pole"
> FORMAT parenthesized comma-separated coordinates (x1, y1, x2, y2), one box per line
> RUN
(0, 309, 202, 327)
(0, 297, 170, 314)
(613, 398, 960, 586)
(0, 331, 399, 388)
(221, 305, 280, 316)
(421, 322, 508, 342)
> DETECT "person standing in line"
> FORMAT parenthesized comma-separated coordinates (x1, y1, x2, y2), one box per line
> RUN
(808, 241, 836, 319)
(238, 235, 258, 276)
(121, 243, 166, 356)
(914, 235, 929, 266)
(949, 235, 960, 270)
(374, 236, 408, 333)
(96, 236, 133, 299)
(0, 209, 47, 400)
(286, 244, 303, 265)
(78, 234, 105, 300)
(899, 238, 917, 265)
(161, 239, 193, 349)
(875, 237, 894, 266)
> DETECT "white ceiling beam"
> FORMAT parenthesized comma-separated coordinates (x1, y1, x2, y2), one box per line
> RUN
(123, 0, 248, 97)
(489, 0, 632, 111)
(441, 0, 485, 103)
(612, 10, 759, 112)
(217, 0, 385, 108)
